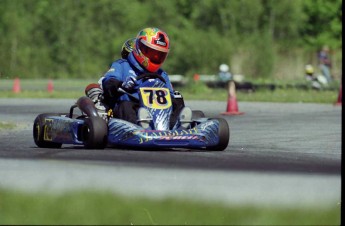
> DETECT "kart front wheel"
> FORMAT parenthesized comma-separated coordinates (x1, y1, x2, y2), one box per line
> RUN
(81, 117, 108, 149)
(33, 113, 63, 148)
(207, 117, 230, 151)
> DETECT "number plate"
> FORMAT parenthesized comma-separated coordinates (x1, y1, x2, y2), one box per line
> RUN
(139, 87, 172, 109)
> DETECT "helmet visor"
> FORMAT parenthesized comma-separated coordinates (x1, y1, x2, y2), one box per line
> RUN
(139, 40, 168, 64)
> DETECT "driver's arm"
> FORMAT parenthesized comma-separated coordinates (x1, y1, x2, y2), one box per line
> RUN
(102, 61, 124, 100)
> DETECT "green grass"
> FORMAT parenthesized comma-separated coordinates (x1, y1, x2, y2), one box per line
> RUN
(0, 88, 339, 104)
(0, 90, 83, 99)
(237, 89, 338, 103)
(0, 122, 15, 130)
(0, 78, 341, 104)
(179, 87, 339, 104)
(178, 82, 340, 104)
(0, 189, 340, 225)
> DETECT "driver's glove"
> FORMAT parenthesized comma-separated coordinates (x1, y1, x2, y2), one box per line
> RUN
(122, 76, 137, 91)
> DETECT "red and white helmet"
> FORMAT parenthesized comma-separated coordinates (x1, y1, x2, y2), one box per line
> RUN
(133, 27, 170, 72)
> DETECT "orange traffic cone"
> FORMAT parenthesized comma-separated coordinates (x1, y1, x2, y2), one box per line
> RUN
(334, 85, 342, 106)
(221, 80, 244, 115)
(12, 77, 21, 93)
(193, 73, 200, 82)
(47, 79, 54, 93)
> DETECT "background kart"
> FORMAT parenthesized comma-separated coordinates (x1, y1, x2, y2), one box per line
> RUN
(33, 74, 230, 151)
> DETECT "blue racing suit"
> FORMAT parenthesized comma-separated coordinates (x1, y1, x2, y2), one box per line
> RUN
(102, 52, 174, 109)
(101, 52, 180, 126)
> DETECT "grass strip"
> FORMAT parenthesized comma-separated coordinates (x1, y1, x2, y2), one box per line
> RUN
(0, 88, 339, 104)
(0, 189, 340, 225)
(0, 78, 341, 103)
(0, 122, 15, 130)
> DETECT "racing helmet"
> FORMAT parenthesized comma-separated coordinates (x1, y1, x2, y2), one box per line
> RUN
(121, 38, 136, 59)
(305, 64, 314, 75)
(132, 27, 170, 72)
(219, 64, 229, 72)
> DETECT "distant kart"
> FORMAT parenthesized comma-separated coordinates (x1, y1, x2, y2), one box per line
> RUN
(33, 74, 230, 151)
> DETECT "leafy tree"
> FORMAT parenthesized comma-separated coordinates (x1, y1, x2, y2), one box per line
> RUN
(0, 0, 341, 80)
(300, 0, 342, 49)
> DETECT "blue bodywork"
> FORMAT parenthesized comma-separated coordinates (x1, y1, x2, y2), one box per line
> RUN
(107, 118, 220, 148)
(41, 116, 84, 145)
(41, 115, 221, 149)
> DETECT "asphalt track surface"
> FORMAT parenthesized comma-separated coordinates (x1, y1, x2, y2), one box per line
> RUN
(0, 98, 341, 208)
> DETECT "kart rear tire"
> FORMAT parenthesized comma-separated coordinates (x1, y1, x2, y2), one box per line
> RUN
(207, 117, 230, 151)
(33, 113, 63, 148)
(81, 117, 108, 149)
(192, 110, 205, 119)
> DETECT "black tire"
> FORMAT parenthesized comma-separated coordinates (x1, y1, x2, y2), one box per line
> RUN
(192, 110, 205, 119)
(80, 117, 108, 149)
(207, 117, 230, 151)
(33, 113, 63, 148)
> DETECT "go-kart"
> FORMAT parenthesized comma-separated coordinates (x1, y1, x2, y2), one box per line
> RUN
(33, 73, 230, 151)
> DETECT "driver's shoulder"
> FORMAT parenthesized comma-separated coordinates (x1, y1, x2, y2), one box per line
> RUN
(109, 59, 133, 72)
(113, 58, 129, 65)
(109, 58, 128, 68)
(156, 68, 169, 76)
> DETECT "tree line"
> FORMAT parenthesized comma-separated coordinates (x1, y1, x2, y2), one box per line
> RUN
(0, 0, 342, 80)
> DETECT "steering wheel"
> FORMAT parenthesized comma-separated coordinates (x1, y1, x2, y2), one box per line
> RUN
(117, 73, 167, 101)
(135, 73, 166, 84)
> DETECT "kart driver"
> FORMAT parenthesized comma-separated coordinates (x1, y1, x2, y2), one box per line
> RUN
(84, 37, 137, 111)
(86, 27, 189, 129)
